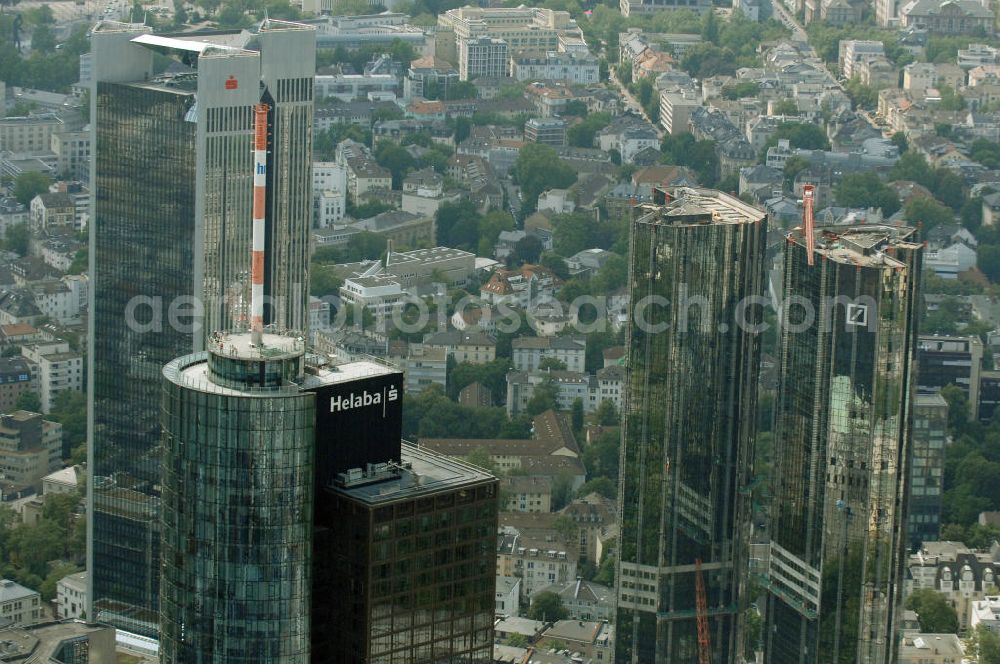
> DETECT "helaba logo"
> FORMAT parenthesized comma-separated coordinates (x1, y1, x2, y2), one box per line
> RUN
(330, 386, 399, 413)
(256, 161, 266, 175)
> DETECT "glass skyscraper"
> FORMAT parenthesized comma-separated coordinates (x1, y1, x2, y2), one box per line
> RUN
(615, 187, 768, 663)
(762, 224, 922, 664)
(160, 332, 314, 662)
(87, 20, 315, 634)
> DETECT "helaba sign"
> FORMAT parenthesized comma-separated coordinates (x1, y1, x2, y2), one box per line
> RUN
(330, 386, 399, 413)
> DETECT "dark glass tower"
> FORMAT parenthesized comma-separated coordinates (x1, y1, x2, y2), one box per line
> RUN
(615, 187, 768, 663)
(87, 21, 315, 634)
(160, 333, 314, 662)
(762, 224, 922, 664)
(907, 393, 947, 549)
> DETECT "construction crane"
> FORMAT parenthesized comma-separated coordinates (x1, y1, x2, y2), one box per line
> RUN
(695, 558, 712, 664)
(802, 183, 816, 266)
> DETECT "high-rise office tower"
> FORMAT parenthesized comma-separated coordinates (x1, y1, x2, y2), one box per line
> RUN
(615, 187, 768, 663)
(908, 393, 948, 549)
(160, 332, 315, 662)
(763, 224, 922, 664)
(87, 20, 315, 634)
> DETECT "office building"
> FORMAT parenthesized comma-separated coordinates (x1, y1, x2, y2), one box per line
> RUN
(979, 370, 1000, 423)
(313, 444, 498, 662)
(0, 411, 62, 495)
(620, 0, 711, 17)
(908, 394, 948, 549)
(917, 334, 982, 419)
(437, 7, 583, 63)
(615, 187, 768, 663)
(763, 224, 922, 664)
(458, 37, 509, 81)
(161, 332, 315, 662)
(88, 19, 315, 635)
(524, 118, 567, 146)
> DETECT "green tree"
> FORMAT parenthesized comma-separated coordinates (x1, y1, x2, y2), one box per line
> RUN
(903, 197, 954, 231)
(512, 144, 577, 215)
(30, 24, 55, 53)
(40, 562, 79, 601)
(566, 112, 612, 148)
(595, 399, 619, 426)
(48, 390, 86, 459)
(526, 378, 559, 416)
(13, 171, 51, 206)
(593, 546, 616, 586)
(890, 131, 908, 153)
(435, 200, 481, 249)
(904, 588, 959, 633)
(310, 264, 343, 297)
(374, 141, 416, 189)
(576, 476, 616, 499)
(582, 429, 620, 480)
(979, 244, 1000, 283)
(975, 623, 1000, 664)
(465, 447, 496, 474)
(570, 398, 584, 432)
(15, 391, 40, 413)
(528, 591, 568, 621)
(834, 173, 901, 216)
(540, 357, 568, 371)
(512, 235, 544, 265)
(4, 223, 30, 257)
(941, 384, 969, 433)
(552, 213, 596, 257)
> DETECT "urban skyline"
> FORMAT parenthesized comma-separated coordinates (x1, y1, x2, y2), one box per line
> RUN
(5, 2, 999, 662)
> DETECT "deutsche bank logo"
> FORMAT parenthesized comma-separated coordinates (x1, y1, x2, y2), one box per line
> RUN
(846, 304, 868, 327)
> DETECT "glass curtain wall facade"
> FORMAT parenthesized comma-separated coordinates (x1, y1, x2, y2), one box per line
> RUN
(313, 445, 498, 663)
(160, 335, 314, 662)
(907, 393, 948, 549)
(615, 188, 768, 664)
(88, 22, 315, 634)
(763, 225, 922, 664)
(90, 77, 197, 634)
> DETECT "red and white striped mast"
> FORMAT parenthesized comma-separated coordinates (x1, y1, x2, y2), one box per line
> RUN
(251, 103, 268, 347)
(803, 183, 816, 266)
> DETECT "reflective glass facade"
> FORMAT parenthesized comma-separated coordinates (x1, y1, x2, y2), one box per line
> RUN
(907, 394, 947, 549)
(615, 189, 767, 664)
(313, 445, 498, 663)
(88, 23, 315, 633)
(763, 225, 922, 664)
(91, 81, 197, 634)
(160, 342, 314, 662)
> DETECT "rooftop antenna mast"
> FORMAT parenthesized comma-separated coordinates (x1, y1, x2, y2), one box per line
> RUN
(251, 103, 268, 347)
(803, 183, 816, 266)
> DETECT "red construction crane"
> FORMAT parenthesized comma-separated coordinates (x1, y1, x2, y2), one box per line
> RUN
(695, 558, 711, 664)
(802, 183, 816, 266)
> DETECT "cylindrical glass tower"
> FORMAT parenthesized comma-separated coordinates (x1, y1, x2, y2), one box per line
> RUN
(160, 332, 314, 663)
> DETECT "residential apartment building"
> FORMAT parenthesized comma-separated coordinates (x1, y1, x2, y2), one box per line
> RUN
(839, 40, 886, 78)
(423, 330, 497, 364)
(512, 336, 586, 373)
(510, 51, 599, 84)
(51, 129, 91, 182)
(497, 513, 579, 599)
(0, 580, 41, 626)
(659, 91, 701, 135)
(56, 571, 87, 620)
(906, 541, 1000, 629)
(502, 475, 553, 512)
(21, 342, 82, 414)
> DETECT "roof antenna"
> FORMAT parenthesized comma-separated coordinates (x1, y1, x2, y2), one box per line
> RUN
(251, 103, 269, 347)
